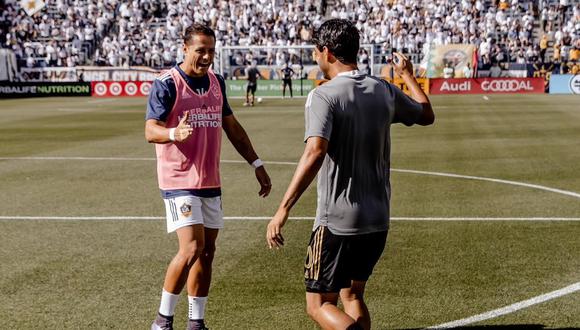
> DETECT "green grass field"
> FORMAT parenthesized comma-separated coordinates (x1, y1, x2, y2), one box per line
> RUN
(0, 95, 579, 329)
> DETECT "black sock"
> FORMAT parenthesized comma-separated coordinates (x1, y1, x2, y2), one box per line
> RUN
(188, 319, 205, 330)
(158, 313, 173, 320)
(346, 323, 363, 330)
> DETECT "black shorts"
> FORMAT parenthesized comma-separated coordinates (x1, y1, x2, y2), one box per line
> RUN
(304, 226, 388, 293)
(282, 79, 292, 87)
(247, 83, 257, 94)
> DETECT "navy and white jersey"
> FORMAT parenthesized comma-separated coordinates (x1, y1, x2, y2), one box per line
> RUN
(146, 64, 233, 199)
(146, 64, 233, 122)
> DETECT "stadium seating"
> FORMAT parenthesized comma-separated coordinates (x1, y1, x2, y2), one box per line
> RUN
(1, 0, 578, 72)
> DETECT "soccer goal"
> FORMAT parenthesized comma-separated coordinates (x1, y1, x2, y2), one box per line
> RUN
(215, 44, 377, 80)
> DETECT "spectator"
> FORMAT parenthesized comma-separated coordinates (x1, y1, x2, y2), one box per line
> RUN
(463, 62, 473, 78)
(443, 62, 455, 78)
(490, 62, 502, 77)
(1, 0, 577, 72)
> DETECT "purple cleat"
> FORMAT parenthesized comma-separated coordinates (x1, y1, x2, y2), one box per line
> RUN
(151, 314, 174, 330)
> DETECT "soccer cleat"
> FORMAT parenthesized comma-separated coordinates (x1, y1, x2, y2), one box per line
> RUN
(151, 313, 174, 330)
(243, 102, 250, 107)
(186, 319, 209, 330)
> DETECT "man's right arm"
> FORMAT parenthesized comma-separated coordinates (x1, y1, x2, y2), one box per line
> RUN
(145, 77, 192, 143)
(393, 52, 435, 126)
(146, 116, 193, 144)
(145, 119, 170, 143)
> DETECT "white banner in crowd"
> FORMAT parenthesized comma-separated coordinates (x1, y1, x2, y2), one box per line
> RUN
(20, 67, 78, 82)
(20, 0, 45, 16)
(19, 66, 161, 82)
(79, 66, 160, 82)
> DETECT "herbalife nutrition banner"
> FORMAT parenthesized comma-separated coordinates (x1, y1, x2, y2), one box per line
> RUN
(225, 80, 315, 97)
(0, 82, 91, 98)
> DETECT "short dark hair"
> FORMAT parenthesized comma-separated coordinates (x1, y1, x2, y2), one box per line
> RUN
(312, 19, 359, 64)
(183, 23, 216, 44)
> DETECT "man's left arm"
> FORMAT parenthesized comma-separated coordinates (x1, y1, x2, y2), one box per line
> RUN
(222, 115, 271, 197)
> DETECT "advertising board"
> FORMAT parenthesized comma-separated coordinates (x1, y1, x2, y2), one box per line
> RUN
(91, 81, 152, 97)
(549, 74, 580, 94)
(0, 82, 91, 98)
(430, 78, 544, 94)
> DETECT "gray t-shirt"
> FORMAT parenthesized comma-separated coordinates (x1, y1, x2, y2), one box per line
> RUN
(304, 71, 424, 235)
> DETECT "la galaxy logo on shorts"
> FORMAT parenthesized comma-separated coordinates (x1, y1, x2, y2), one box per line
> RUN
(180, 203, 192, 218)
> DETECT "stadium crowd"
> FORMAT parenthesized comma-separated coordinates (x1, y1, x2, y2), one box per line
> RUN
(1, 0, 117, 67)
(1, 0, 578, 73)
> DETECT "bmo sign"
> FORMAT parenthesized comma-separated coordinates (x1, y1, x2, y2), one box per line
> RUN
(431, 78, 544, 94)
(549, 74, 580, 95)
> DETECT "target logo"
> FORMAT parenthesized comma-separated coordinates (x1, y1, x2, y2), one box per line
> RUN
(94, 83, 107, 96)
(569, 75, 580, 95)
(109, 83, 122, 96)
(91, 81, 153, 97)
(140, 82, 152, 96)
(125, 82, 138, 96)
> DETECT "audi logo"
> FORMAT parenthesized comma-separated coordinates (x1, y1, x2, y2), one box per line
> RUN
(481, 80, 533, 92)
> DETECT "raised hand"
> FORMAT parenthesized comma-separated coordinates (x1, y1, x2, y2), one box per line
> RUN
(173, 111, 194, 142)
(393, 52, 414, 78)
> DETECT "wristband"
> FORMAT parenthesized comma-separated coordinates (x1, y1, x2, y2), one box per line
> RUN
(251, 158, 264, 169)
(169, 128, 176, 141)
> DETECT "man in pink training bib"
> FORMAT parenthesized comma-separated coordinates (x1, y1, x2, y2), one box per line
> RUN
(145, 23, 271, 330)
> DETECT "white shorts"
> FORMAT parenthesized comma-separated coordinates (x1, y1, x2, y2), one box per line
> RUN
(163, 195, 224, 233)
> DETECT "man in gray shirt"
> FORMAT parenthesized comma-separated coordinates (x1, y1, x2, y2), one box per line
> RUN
(267, 19, 434, 330)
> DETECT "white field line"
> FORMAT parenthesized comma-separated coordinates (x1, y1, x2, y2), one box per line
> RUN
(394, 169, 580, 200)
(2, 158, 576, 326)
(228, 96, 308, 99)
(1, 216, 579, 221)
(57, 108, 95, 112)
(1, 157, 580, 200)
(86, 99, 117, 104)
(0, 156, 156, 161)
(427, 282, 580, 329)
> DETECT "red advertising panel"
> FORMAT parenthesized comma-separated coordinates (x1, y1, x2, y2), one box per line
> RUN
(430, 78, 544, 94)
(91, 81, 152, 97)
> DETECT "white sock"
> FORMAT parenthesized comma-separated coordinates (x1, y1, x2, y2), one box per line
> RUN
(188, 296, 208, 320)
(158, 289, 180, 317)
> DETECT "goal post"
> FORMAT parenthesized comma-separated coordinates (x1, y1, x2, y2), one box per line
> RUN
(215, 44, 376, 97)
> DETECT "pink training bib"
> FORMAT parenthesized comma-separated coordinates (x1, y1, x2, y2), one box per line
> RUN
(155, 68, 223, 190)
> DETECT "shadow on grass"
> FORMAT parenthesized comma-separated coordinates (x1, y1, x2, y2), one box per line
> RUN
(395, 325, 580, 330)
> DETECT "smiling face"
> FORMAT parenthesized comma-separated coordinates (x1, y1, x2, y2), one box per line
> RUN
(182, 33, 216, 77)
